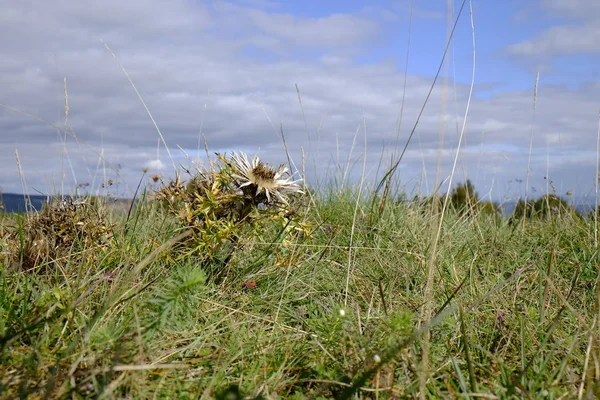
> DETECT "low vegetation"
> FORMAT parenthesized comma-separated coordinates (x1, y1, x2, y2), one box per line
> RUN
(0, 163, 598, 398)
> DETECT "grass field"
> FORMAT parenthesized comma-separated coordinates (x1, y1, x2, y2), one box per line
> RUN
(0, 154, 599, 399)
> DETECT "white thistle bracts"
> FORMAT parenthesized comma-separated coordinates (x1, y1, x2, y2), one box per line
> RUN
(229, 151, 303, 204)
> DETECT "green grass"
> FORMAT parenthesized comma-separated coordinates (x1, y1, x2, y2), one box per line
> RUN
(1, 187, 599, 399)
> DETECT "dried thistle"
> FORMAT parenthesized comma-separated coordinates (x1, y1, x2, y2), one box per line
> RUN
(153, 151, 308, 273)
(4, 196, 114, 271)
(229, 151, 303, 205)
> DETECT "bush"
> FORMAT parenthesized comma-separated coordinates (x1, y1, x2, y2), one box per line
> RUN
(450, 179, 478, 216)
(511, 194, 575, 222)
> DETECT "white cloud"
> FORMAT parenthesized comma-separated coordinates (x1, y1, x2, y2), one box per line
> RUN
(247, 10, 380, 47)
(508, 23, 600, 57)
(145, 159, 166, 172)
(543, 0, 600, 17)
(508, 0, 600, 58)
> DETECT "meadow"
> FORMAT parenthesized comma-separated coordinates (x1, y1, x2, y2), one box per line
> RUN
(0, 151, 598, 399)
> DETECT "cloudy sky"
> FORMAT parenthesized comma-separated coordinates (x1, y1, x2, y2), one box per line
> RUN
(1, 0, 599, 203)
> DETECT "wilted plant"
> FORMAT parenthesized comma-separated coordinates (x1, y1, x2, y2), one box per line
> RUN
(3, 196, 114, 271)
(154, 152, 308, 275)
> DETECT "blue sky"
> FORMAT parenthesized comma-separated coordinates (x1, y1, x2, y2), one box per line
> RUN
(1, 0, 600, 202)
(232, 0, 580, 89)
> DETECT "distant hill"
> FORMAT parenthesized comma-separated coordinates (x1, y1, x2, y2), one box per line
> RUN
(0, 193, 133, 214)
(1, 192, 595, 217)
(500, 199, 594, 217)
(0, 193, 47, 213)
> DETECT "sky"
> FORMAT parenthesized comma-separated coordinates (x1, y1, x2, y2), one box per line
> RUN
(1, 0, 599, 203)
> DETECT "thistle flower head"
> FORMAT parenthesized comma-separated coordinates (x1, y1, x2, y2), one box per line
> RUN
(230, 152, 302, 204)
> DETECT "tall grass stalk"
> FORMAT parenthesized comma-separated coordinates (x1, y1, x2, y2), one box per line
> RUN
(392, 0, 415, 152)
(524, 71, 540, 215)
(101, 40, 176, 172)
(420, 1, 476, 397)
(14, 150, 32, 213)
(344, 117, 368, 308)
(595, 110, 600, 248)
